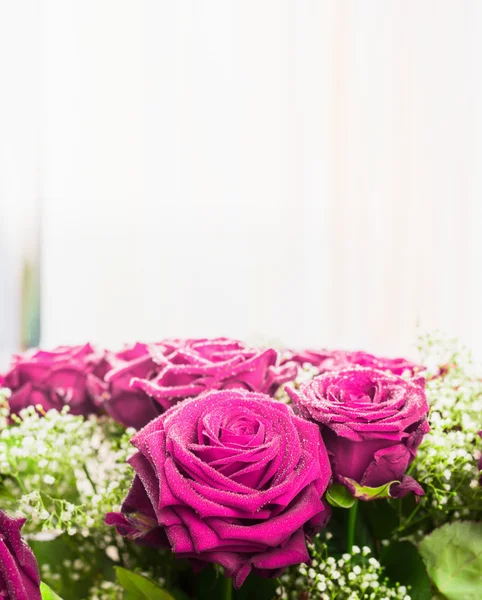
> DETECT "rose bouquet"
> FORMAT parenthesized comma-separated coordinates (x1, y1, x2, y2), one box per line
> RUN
(0, 334, 480, 600)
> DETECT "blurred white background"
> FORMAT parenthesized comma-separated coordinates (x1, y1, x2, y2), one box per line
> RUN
(2, 1, 482, 361)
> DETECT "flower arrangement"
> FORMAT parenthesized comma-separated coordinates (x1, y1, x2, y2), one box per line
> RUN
(0, 334, 480, 600)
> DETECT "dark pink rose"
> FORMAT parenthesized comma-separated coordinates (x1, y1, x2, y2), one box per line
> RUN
(287, 368, 430, 499)
(107, 338, 296, 428)
(92, 342, 167, 429)
(0, 511, 41, 600)
(286, 349, 423, 377)
(3, 344, 111, 417)
(107, 389, 331, 588)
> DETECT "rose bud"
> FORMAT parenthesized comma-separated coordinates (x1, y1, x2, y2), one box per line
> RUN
(0, 511, 41, 600)
(287, 367, 430, 499)
(3, 344, 111, 417)
(107, 389, 331, 588)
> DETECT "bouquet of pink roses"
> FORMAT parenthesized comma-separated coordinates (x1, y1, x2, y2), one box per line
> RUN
(0, 335, 480, 600)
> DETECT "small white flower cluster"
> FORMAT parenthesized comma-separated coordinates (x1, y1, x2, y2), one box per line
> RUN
(409, 333, 482, 528)
(87, 580, 124, 600)
(0, 387, 10, 430)
(86, 565, 165, 600)
(0, 404, 172, 599)
(0, 406, 136, 536)
(277, 540, 410, 600)
(275, 363, 319, 403)
(40, 556, 93, 592)
(38, 530, 148, 598)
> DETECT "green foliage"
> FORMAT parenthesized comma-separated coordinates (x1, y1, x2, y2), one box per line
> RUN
(419, 521, 482, 600)
(326, 484, 356, 508)
(0, 388, 9, 430)
(360, 500, 398, 540)
(40, 582, 63, 600)
(279, 535, 412, 599)
(0, 408, 135, 537)
(344, 479, 398, 501)
(234, 573, 278, 600)
(409, 333, 482, 533)
(115, 567, 174, 600)
(381, 542, 431, 600)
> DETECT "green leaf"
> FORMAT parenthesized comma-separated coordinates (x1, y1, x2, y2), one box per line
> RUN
(234, 572, 278, 600)
(360, 500, 398, 540)
(381, 542, 431, 600)
(326, 484, 356, 508)
(115, 567, 175, 600)
(32, 534, 116, 600)
(169, 589, 192, 600)
(419, 521, 482, 600)
(40, 582, 63, 600)
(345, 478, 398, 501)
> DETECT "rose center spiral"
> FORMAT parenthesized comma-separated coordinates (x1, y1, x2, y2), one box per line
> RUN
(219, 415, 264, 447)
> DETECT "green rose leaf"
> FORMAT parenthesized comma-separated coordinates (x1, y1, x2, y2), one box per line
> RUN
(419, 521, 482, 600)
(360, 499, 398, 539)
(326, 483, 356, 508)
(235, 572, 279, 599)
(381, 542, 431, 600)
(115, 567, 175, 600)
(40, 582, 63, 600)
(344, 478, 398, 501)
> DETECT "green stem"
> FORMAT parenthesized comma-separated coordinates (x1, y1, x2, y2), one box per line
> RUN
(347, 500, 358, 552)
(13, 474, 27, 494)
(82, 465, 97, 494)
(399, 501, 422, 531)
(222, 576, 233, 600)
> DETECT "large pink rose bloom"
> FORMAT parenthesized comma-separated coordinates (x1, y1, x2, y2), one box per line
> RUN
(286, 349, 423, 377)
(3, 344, 111, 417)
(107, 389, 332, 588)
(103, 338, 296, 429)
(287, 368, 430, 499)
(0, 511, 41, 600)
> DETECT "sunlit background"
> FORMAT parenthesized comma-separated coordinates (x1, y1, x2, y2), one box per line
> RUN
(2, 1, 482, 367)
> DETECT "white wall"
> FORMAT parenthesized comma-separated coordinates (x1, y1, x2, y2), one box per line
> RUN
(40, 1, 482, 357)
(0, 1, 42, 365)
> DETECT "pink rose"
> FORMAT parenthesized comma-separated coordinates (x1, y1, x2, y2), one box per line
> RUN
(286, 349, 423, 377)
(287, 368, 430, 499)
(103, 338, 296, 429)
(3, 344, 111, 417)
(0, 511, 41, 600)
(92, 342, 167, 429)
(107, 389, 331, 588)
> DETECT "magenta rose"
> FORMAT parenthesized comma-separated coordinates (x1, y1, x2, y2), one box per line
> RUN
(107, 338, 296, 428)
(287, 368, 430, 499)
(2, 344, 111, 417)
(107, 389, 332, 588)
(286, 349, 423, 377)
(0, 511, 41, 600)
(92, 342, 167, 429)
